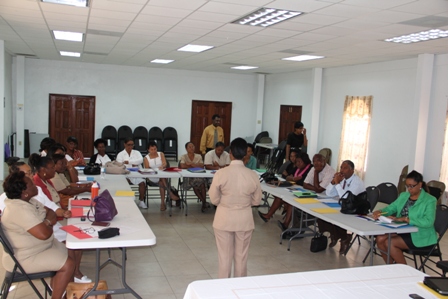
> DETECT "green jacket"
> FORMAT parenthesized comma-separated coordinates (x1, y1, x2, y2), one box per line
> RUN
(382, 189, 437, 247)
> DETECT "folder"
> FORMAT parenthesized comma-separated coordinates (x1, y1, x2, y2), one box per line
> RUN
(115, 190, 135, 197)
(61, 225, 93, 239)
(294, 198, 320, 204)
(311, 208, 339, 214)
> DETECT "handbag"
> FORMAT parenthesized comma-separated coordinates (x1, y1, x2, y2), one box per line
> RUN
(87, 189, 118, 222)
(84, 163, 101, 175)
(310, 233, 327, 253)
(105, 161, 130, 175)
(66, 280, 110, 299)
(339, 191, 370, 215)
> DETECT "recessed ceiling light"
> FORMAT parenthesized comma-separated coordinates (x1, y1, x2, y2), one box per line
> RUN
(177, 44, 214, 53)
(233, 7, 303, 28)
(53, 30, 83, 42)
(151, 59, 174, 64)
(42, 0, 88, 7)
(282, 55, 324, 62)
(60, 51, 81, 57)
(384, 29, 448, 44)
(231, 66, 259, 70)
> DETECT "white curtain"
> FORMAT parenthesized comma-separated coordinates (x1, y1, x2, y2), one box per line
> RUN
(337, 96, 373, 180)
(439, 109, 448, 185)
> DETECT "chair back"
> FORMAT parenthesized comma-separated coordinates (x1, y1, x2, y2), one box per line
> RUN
(0, 223, 15, 257)
(318, 148, 332, 165)
(428, 180, 446, 205)
(397, 165, 409, 194)
(101, 125, 118, 155)
(277, 139, 287, 151)
(253, 131, 269, 144)
(133, 126, 148, 155)
(259, 137, 272, 143)
(163, 127, 178, 160)
(148, 126, 164, 151)
(435, 205, 448, 239)
(277, 161, 291, 175)
(117, 125, 133, 152)
(365, 186, 379, 212)
(377, 182, 398, 204)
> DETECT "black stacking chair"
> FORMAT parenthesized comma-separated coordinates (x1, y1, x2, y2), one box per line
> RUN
(0, 223, 55, 299)
(133, 126, 148, 156)
(377, 182, 398, 205)
(163, 127, 178, 160)
(101, 125, 117, 157)
(148, 127, 164, 151)
(404, 204, 448, 274)
(117, 125, 133, 152)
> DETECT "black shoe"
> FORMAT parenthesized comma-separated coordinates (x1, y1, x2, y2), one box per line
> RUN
(258, 211, 269, 223)
(277, 220, 287, 231)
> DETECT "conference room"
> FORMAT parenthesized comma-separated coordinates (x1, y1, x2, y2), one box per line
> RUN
(1, 0, 448, 298)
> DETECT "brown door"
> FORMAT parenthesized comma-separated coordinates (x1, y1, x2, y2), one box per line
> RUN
(190, 100, 232, 154)
(278, 105, 302, 143)
(49, 94, 96, 157)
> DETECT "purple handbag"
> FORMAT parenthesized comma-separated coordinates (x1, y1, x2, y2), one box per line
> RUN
(87, 189, 118, 222)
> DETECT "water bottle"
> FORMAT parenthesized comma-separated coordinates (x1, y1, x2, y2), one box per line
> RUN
(91, 181, 99, 200)
(101, 167, 106, 179)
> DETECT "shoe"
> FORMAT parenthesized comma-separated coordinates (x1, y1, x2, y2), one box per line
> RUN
(329, 235, 338, 248)
(339, 234, 353, 254)
(74, 275, 92, 283)
(138, 201, 148, 209)
(277, 220, 287, 231)
(258, 211, 269, 223)
(160, 204, 167, 211)
(201, 205, 209, 213)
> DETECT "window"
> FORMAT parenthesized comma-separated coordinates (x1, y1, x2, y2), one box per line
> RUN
(337, 96, 373, 179)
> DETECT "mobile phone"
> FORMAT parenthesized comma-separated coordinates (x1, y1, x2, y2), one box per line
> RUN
(92, 221, 110, 227)
(409, 294, 425, 299)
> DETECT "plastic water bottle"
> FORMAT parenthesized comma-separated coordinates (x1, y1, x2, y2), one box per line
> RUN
(101, 167, 106, 179)
(91, 181, 99, 200)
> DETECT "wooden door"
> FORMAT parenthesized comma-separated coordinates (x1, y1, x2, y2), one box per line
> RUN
(278, 105, 302, 143)
(190, 100, 232, 154)
(49, 94, 95, 157)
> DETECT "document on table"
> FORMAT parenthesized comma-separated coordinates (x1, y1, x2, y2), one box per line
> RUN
(311, 208, 339, 214)
(115, 190, 135, 196)
(357, 215, 409, 228)
(294, 198, 320, 204)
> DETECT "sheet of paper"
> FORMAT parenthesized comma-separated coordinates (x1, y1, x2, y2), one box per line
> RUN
(115, 190, 135, 197)
(70, 199, 91, 207)
(294, 198, 320, 204)
(311, 208, 339, 214)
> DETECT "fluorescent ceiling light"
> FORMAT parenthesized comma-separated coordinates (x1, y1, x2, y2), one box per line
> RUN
(53, 30, 83, 42)
(231, 66, 259, 70)
(233, 7, 303, 28)
(384, 29, 448, 44)
(60, 51, 81, 57)
(151, 59, 174, 64)
(42, 0, 88, 7)
(177, 44, 214, 53)
(282, 55, 324, 62)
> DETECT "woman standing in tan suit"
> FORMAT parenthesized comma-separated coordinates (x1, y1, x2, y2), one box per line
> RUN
(209, 138, 262, 278)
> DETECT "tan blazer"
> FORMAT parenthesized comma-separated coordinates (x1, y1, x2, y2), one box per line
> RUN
(210, 160, 262, 232)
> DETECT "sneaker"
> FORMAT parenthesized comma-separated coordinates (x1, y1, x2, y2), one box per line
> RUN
(74, 275, 92, 283)
(138, 201, 148, 209)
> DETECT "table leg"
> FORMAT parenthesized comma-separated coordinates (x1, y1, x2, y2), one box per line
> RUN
(370, 236, 375, 266)
(387, 233, 391, 264)
(167, 178, 172, 217)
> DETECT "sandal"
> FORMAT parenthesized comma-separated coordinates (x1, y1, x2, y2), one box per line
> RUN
(160, 205, 167, 211)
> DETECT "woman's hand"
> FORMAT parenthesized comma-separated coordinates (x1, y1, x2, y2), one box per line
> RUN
(63, 210, 72, 218)
(45, 208, 57, 226)
(372, 210, 383, 220)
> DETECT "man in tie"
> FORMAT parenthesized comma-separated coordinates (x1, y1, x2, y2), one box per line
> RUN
(318, 160, 365, 254)
(200, 114, 224, 155)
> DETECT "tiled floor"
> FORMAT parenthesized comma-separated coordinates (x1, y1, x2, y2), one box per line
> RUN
(1, 170, 447, 298)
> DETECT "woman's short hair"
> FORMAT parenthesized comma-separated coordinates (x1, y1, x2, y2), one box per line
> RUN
(52, 154, 66, 164)
(148, 141, 158, 149)
(3, 171, 27, 199)
(407, 170, 423, 183)
(124, 137, 133, 144)
(47, 143, 66, 158)
(294, 121, 304, 129)
(94, 138, 106, 148)
(66, 136, 78, 145)
(39, 137, 56, 152)
(297, 152, 311, 165)
(185, 141, 193, 149)
(230, 138, 247, 160)
(28, 153, 53, 173)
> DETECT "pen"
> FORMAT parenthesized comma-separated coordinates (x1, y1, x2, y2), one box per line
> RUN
(381, 212, 387, 215)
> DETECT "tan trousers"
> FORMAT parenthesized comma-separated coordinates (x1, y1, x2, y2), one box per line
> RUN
(214, 228, 253, 278)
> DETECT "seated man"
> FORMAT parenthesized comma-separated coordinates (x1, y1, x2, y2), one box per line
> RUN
(318, 160, 365, 253)
(204, 142, 230, 170)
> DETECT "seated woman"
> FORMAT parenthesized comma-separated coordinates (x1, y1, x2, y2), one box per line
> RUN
(29, 153, 62, 206)
(179, 142, 210, 212)
(373, 170, 437, 264)
(143, 141, 180, 211)
(116, 137, 147, 209)
(243, 144, 257, 170)
(65, 136, 86, 166)
(39, 137, 56, 157)
(258, 152, 312, 230)
(89, 138, 114, 165)
(50, 154, 92, 209)
(2, 171, 74, 299)
(48, 143, 79, 183)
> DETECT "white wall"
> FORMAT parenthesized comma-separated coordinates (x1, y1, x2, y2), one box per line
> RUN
(24, 59, 259, 155)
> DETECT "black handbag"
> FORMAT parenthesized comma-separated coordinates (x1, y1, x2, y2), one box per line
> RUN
(83, 163, 101, 175)
(339, 191, 370, 215)
(310, 233, 327, 252)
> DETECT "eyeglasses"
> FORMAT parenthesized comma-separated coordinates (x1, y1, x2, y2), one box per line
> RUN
(405, 183, 418, 189)
(74, 227, 95, 234)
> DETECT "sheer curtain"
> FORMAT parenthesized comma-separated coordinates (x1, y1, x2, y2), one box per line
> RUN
(439, 110, 448, 185)
(337, 95, 373, 180)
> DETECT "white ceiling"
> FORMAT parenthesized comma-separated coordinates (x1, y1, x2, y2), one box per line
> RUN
(1, 0, 448, 74)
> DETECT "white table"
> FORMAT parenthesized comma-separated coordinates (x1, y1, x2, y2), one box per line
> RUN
(183, 264, 435, 299)
(66, 174, 156, 298)
(260, 183, 418, 265)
